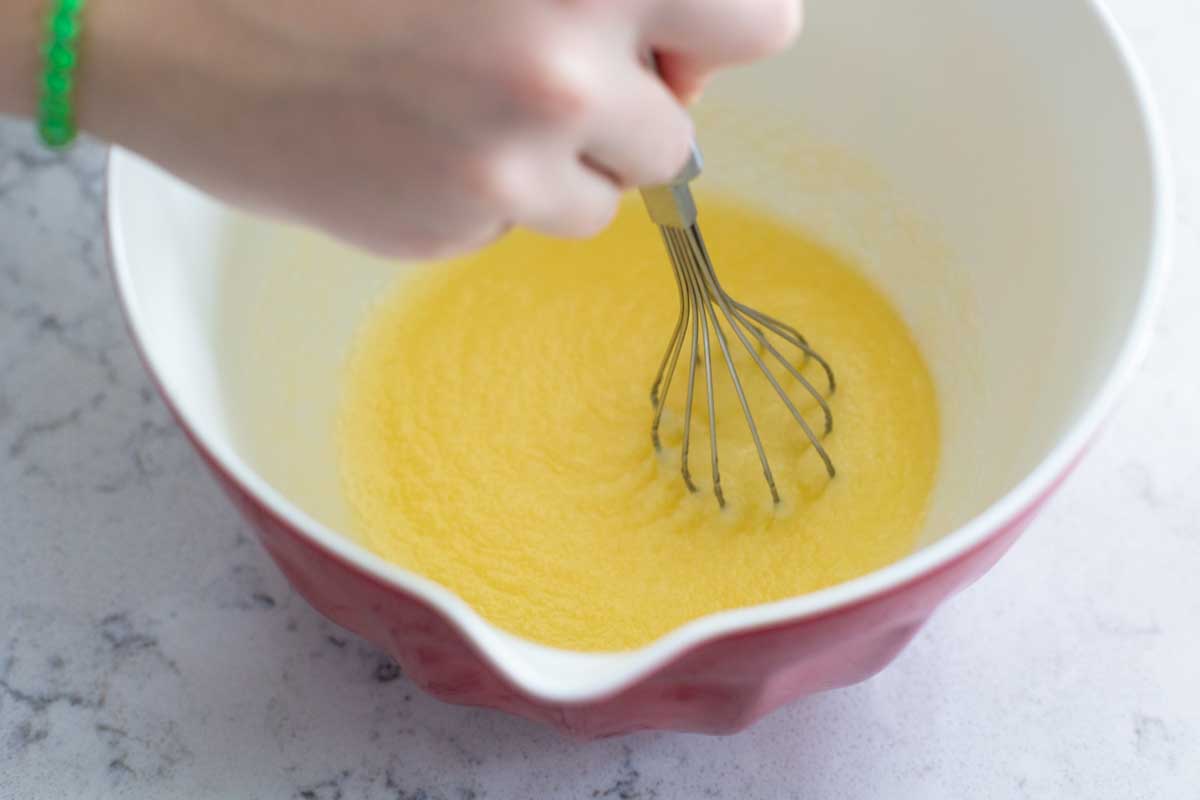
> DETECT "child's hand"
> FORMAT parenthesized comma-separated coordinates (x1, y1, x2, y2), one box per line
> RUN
(84, 0, 801, 257)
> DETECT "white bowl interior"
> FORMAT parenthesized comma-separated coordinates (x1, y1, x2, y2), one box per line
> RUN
(109, 0, 1163, 693)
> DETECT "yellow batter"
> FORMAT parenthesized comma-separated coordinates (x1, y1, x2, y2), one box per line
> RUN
(337, 197, 939, 652)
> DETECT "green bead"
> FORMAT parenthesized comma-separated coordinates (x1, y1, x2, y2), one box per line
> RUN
(39, 89, 65, 105)
(38, 92, 72, 123)
(38, 119, 75, 149)
(51, 11, 80, 41)
(39, 99, 69, 120)
(48, 43, 76, 70)
(43, 70, 72, 96)
(39, 95, 70, 118)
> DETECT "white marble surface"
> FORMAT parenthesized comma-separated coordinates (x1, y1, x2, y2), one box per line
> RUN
(2, 1, 1198, 797)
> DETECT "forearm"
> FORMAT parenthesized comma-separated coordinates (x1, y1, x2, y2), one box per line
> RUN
(1, 0, 799, 259)
(0, 0, 42, 117)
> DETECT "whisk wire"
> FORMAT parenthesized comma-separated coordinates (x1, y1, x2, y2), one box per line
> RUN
(730, 300, 837, 397)
(693, 241, 724, 506)
(650, 230, 690, 450)
(681, 226, 780, 506)
(641, 142, 837, 506)
(672, 231, 702, 493)
(712, 283, 837, 481)
(725, 300, 836, 442)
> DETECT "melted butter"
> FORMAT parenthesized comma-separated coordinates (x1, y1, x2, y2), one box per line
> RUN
(337, 197, 939, 651)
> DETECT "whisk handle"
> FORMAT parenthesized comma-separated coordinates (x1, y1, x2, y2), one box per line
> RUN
(640, 142, 703, 228)
(669, 141, 704, 185)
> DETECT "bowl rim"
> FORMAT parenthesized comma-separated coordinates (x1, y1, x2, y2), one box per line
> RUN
(104, 0, 1173, 704)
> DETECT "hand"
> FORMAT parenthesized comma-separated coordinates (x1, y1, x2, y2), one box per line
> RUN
(82, 0, 802, 258)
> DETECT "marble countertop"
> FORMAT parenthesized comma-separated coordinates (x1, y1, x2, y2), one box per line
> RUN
(2, 1, 1198, 797)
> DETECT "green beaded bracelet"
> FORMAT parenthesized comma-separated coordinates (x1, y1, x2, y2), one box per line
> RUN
(38, 0, 86, 149)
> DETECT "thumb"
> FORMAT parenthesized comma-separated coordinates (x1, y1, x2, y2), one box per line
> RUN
(653, 52, 711, 105)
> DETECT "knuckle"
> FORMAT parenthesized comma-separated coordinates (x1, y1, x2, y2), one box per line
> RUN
(647, 118, 695, 185)
(568, 193, 619, 238)
(749, 0, 803, 56)
(465, 150, 528, 214)
(508, 44, 596, 124)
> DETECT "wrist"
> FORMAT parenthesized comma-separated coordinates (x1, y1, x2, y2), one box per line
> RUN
(77, 0, 271, 150)
(0, 0, 42, 118)
(75, 0, 168, 145)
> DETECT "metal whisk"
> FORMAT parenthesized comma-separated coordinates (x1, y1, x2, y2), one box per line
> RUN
(640, 145, 837, 507)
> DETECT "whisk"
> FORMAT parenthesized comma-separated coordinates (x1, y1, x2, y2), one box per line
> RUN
(640, 144, 837, 507)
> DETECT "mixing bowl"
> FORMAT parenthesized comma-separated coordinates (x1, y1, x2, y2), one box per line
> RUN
(106, 0, 1169, 736)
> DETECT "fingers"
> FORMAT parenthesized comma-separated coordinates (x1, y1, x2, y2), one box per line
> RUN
(507, 69, 692, 237)
(376, 0, 804, 251)
(482, 1, 801, 239)
(510, 144, 623, 238)
(643, 0, 802, 100)
(645, 0, 803, 64)
(581, 61, 694, 188)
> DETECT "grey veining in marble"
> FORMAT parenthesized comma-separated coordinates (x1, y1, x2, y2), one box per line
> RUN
(2, 1, 1200, 797)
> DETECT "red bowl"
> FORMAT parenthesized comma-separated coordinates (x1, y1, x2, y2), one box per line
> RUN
(106, 0, 1170, 736)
